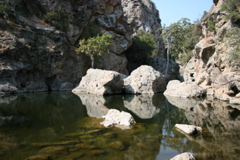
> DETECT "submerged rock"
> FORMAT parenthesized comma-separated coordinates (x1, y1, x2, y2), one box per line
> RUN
(175, 124, 202, 135)
(170, 152, 195, 160)
(72, 69, 124, 95)
(124, 65, 165, 94)
(101, 109, 135, 128)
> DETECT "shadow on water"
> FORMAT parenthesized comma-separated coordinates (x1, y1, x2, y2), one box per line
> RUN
(0, 92, 239, 160)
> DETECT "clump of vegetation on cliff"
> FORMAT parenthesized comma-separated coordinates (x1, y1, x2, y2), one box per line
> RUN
(227, 28, 240, 66)
(221, 0, 240, 24)
(76, 33, 113, 68)
(126, 31, 157, 65)
(44, 7, 68, 31)
(161, 18, 201, 64)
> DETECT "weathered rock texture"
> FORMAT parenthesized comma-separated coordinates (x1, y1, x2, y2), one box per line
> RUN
(101, 109, 135, 127)
(164, 80, 206, 98)
(184, 0, 240, 103)
(124, 65, 165, 94)
(0, 0, 167, 95)
(72, 69, 124, 95)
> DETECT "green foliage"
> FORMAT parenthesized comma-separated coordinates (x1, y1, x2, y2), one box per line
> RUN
(44, 7, 68, 31)
(227, 27, 240, 65)
(161, 18, 202, 64)
(126, 31, 157, 65)
(76, 33, 113, 68)
(221, 0, 240, 24)
(207, 21, 216, 31)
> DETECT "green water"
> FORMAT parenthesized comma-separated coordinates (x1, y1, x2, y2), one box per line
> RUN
(0, 93, 239, 160)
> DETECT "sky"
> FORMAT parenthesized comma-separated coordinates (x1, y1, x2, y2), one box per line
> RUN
(152, 0, 214, 26)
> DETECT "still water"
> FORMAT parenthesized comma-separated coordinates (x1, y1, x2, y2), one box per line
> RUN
(0, 92, 239, 160)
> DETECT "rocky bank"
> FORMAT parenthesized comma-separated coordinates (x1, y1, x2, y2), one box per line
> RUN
(165, 0, 240, 103)
(0, 0, 178, 95)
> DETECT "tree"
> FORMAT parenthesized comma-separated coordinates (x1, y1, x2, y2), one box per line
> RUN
(76, 33, 113, 68)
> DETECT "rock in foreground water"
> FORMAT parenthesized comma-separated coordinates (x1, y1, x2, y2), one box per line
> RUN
(175, 124, 202, 135)
(101, 109, 135, 128)
(170, 152, 195, 160)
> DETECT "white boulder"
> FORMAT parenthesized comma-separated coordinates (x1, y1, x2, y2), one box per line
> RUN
(124, 65, 165, 94)
(170, 152, 195, 160)
(72, 69, 124, 95)
(101, 109, 135, 127)
(164, 80, 206, 98)
(175, 124, 202, 135)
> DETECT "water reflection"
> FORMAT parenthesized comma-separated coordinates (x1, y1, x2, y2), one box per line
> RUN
(123, 94, 160, 119)
(165, 96, 240, 160)
(0, 93, 239, 160)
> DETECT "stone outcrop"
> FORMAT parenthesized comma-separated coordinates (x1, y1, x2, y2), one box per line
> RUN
(183, 0, 240, 103)
(124, 65, 165, 94)
(164, 80, 206, 98)
(72, 69, 124, 95)
(101, 109, 136, 127)
(148, 57, 180, 81)
(0, 0, 165, 95)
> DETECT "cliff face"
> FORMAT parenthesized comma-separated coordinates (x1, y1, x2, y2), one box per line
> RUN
(0, 0, 164, 95)
(184, 0, 240, 102)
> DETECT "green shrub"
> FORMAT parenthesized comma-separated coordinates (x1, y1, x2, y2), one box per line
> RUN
(126, 31, 157, 64)
(227, 27, 240, 65)
(76, 33, 113, 68)
(44, 7, 68, 31)
(207, 21, 215, 31)
(221, 0, 240, 24)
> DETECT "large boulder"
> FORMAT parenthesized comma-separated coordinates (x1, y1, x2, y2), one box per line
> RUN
(72, 69, 124, 95)
(124, 65, 165, 94)
(164, 80, 206, 98)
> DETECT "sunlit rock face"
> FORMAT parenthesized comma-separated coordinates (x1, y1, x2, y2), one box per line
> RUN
(184, 0, 240, 103)
(0, 0, 165, 95)
(72, 69, 124, 95)
(124, 65, 166, 94)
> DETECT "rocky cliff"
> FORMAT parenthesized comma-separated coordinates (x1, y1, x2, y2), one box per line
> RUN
(184, 0, 240, 103)
(0, 0, 167, 95)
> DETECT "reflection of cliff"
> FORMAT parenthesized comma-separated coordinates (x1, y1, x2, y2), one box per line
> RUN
(165, 96, 240, 160)
(123, 94, 160, 119)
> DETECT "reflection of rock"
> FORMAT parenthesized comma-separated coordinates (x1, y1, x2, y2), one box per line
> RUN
(0, 95, 18, 105)
(101, 109, 135, 127)
(123, 94, 160, 119)
(170, 152, 195, 160)
(175, 124, 202, 135)
(75, 94, 109, 118)
(124, 65, 165, 94)
(166, 96, 240, 135)
(0, 114, 30, 127)
(72, 69, 124, 95)
(164, 80, 206, 98)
